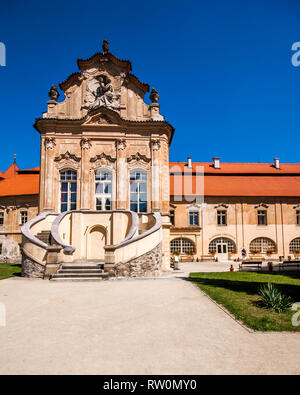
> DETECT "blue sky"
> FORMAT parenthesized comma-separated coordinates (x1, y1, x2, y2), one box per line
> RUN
(1, 0, 300, 170)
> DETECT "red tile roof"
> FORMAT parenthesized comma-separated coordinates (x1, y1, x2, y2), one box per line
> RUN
(0, 173, 39, 197)
(2, 162, 19, 179)
(169, 162, 300, 174)
(170, 162, 300, 197)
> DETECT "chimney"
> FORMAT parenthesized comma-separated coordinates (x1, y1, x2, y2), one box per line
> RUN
(213, 157, 220, 169)
(274, 158, 280, 169)
(187, 157, 192, 168)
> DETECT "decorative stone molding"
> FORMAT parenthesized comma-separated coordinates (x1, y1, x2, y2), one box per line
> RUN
(127, 152, 151, 163)
(214, 203, 229, 209)
(254, 203, 269, 209)
(115, 138, 126, 150)
(44, 137, 56, 150)
(150, 138, 161, 151)
(90, 153, 116, 164)
(54, 151, 81, 163)
(80, 138, 92, 150)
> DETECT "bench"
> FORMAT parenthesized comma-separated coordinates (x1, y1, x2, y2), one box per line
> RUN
(279, 260, 300, 271)
(239, 261, 263, 271)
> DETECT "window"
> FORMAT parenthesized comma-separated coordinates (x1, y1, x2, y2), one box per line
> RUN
(0, 212, 3, 226)
(0, 243, 2, 255)
(130, 170, 147, 213)
(217, 210, 227, 226)
(257, 210, 267, 226)
(290, 238, 300, 253)
(209, 237, 236, 253)
(170, 210, 175, 226)
(249, 238, 276, 254)
(170, 238, 195, 254)
(297, 211, 300, 226)
(95, 169, 112, 211)
(189, 211, 199, 226)
(60, 170, 77, 212)
(20, 211, 28, 225)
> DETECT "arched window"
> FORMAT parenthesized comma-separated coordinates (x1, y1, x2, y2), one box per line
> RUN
(289, 238, 300, 253)
(209, 237, 236, 253)
(170, 238, 195, 254)
(249, 237, 276, 253)
(60, 170, 77, 212)
(130, 170, 147, 213)
(95, 169, 112, 211)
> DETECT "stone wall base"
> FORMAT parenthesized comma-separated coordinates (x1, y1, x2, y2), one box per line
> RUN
(21, 253, 45, 278)
(109, 243, 162, 278)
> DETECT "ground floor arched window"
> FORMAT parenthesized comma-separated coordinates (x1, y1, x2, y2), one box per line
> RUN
(289, 238, 300, 253)
(170, 238, 195, 254)
(209, 237, 236, 253)
(249, 237, 276, 253)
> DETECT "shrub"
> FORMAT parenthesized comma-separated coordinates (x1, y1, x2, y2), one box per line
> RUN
(258, 283, 292, 313)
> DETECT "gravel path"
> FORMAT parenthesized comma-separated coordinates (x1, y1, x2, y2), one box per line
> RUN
(0, 273, 299, 375)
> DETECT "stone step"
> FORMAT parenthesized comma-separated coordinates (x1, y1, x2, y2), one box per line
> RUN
(50, 277, 105, 282)
(58, 269, 104, 274)
(60, 265, 103, 270)
(51, 273, 109, 278)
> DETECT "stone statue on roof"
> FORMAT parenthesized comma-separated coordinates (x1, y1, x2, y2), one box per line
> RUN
(150, 88, 159, 104)
(102, 39, 109, 55)
(48, 85, 59, 102)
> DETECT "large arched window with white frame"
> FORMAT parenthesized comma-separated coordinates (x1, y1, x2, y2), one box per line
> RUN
(130, 170, 147, 213)
(249, 237, 276, 254)
(170, 238, 195, 254)
(60, 170, 77, 212)
(95, 169, 112, 211)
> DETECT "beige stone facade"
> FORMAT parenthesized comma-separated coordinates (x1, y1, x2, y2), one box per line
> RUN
(170, 197, 300, 261)
(1, 42, 300, 273)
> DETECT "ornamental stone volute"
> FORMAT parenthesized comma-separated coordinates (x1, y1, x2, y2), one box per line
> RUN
(115, 138, 126, 150)
(44, 137, 56, 150)
(81, 138, 92, 150)
(150, 139, 161, 151)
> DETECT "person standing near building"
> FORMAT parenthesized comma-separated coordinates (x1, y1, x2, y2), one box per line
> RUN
(241, 248, 247, 260)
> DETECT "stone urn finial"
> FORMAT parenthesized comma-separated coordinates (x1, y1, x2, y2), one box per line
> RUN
(150, 88, 159, 104)
(102, 39, 109, 55)
(48, 85, 59, 102)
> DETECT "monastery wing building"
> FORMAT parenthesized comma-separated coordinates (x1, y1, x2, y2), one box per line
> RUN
(0, 41, 300, 279)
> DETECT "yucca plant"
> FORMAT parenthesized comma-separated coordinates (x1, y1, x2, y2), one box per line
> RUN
(258, 282, 292, 313)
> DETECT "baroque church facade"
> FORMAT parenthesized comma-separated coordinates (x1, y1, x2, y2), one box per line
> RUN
(1, 41, 300, 278)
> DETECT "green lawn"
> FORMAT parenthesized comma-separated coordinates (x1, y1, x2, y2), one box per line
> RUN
(0, 263, 22, 280)
(190, 271, 300, 331)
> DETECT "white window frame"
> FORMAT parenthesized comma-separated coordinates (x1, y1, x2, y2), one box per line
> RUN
(20, 210, 28, 225)
(95, 169, 112, 211)
(217, 210, 227, 226)
(60, 170, 77, 213)
(129, 169, 148, 213)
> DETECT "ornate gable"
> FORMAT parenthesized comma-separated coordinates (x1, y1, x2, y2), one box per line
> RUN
(44, 40, 164, 122)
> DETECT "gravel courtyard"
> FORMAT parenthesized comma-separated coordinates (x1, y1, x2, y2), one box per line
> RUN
(0, 263, 299, 375)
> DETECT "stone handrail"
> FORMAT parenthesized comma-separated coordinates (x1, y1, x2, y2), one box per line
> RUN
(21, 211, 57, 249)
(106, 212, 162, 251)
(51, 210, 139, 255)
(104, 212, 162, 266)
